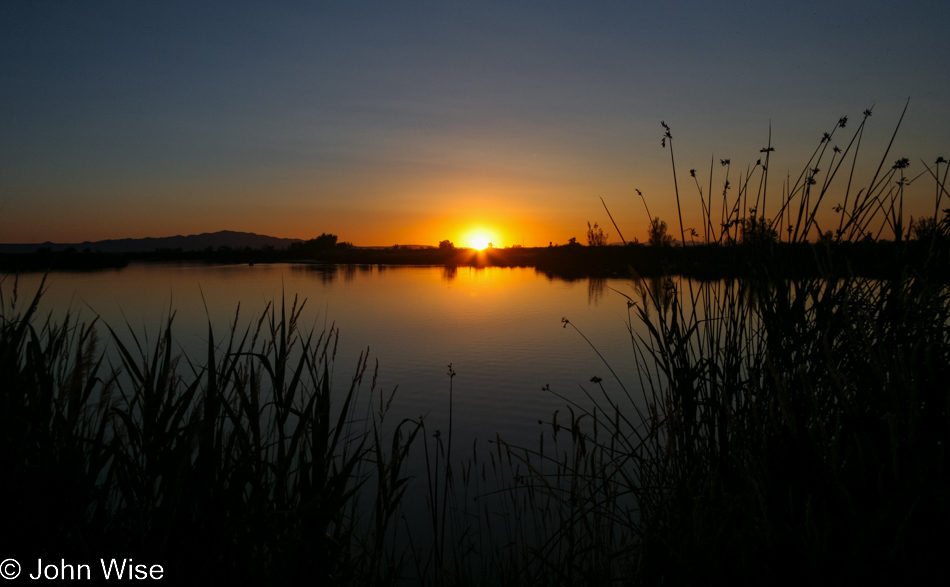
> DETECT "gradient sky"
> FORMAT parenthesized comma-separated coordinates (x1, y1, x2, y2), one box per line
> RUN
(2, 1, 948, 247)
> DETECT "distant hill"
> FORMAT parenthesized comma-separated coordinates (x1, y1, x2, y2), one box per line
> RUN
(0, 231, 302, 254)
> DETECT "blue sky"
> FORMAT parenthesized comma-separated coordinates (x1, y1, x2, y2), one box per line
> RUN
(2, 1, 948, 246)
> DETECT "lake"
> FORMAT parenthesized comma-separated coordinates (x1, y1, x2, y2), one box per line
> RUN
(6, 262, 645, 452)
(7, 258, 942, 583)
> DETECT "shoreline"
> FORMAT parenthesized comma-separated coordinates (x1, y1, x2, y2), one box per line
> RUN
(1, 239, 945, 281)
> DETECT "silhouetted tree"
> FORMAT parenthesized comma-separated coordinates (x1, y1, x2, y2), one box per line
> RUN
(911, 216, 941, 241)
(587, 222, 609, 246)
(289, 233, 339, 256)
(312, 233, 338, 250)
(647, 218, 674, 247)
(439, 240, 455, 250)
(740, 210, 778, 246)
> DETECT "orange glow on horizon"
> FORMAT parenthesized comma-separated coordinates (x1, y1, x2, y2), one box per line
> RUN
(467, 234, 491, 250)
(462, 227, 502, 250)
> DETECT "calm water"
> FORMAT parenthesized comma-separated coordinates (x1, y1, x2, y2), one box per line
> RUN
(8, 262, 644, 450)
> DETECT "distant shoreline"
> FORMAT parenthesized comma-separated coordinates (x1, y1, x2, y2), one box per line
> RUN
(2, 240, 944, 281)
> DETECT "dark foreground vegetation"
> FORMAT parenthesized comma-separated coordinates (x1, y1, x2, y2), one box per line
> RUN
(3, 109, 949, 583)
(1, 284, 419, 583)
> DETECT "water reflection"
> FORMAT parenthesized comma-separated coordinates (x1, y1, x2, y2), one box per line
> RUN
(588, 277, 606, 305)
(632, 275, 676, 317)
(288, 263, 375, 284)
(442, 265, 457, 282)
(291, 262, 339, 284)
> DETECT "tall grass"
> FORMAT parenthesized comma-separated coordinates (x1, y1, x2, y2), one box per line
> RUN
(649, 101, 947, 247)
(1, 277, 418, 584)
(532, 107, 950, 582)
(617, 272, 949, 582)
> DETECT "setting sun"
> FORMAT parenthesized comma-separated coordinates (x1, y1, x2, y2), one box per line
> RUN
(466, 232, 496, 250)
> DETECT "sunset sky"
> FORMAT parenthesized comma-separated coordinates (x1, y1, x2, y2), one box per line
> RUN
(2, 1, 948, 247)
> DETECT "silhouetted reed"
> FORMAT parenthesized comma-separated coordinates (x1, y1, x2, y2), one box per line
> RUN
(1, 276, 418, 584)
(521, 106, 950, 582)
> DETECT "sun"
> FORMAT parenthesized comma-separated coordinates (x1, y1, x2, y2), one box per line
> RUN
(470, 235, 490, 250)
(461, 226, 501, 250)
(467, 232, 496, 250)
